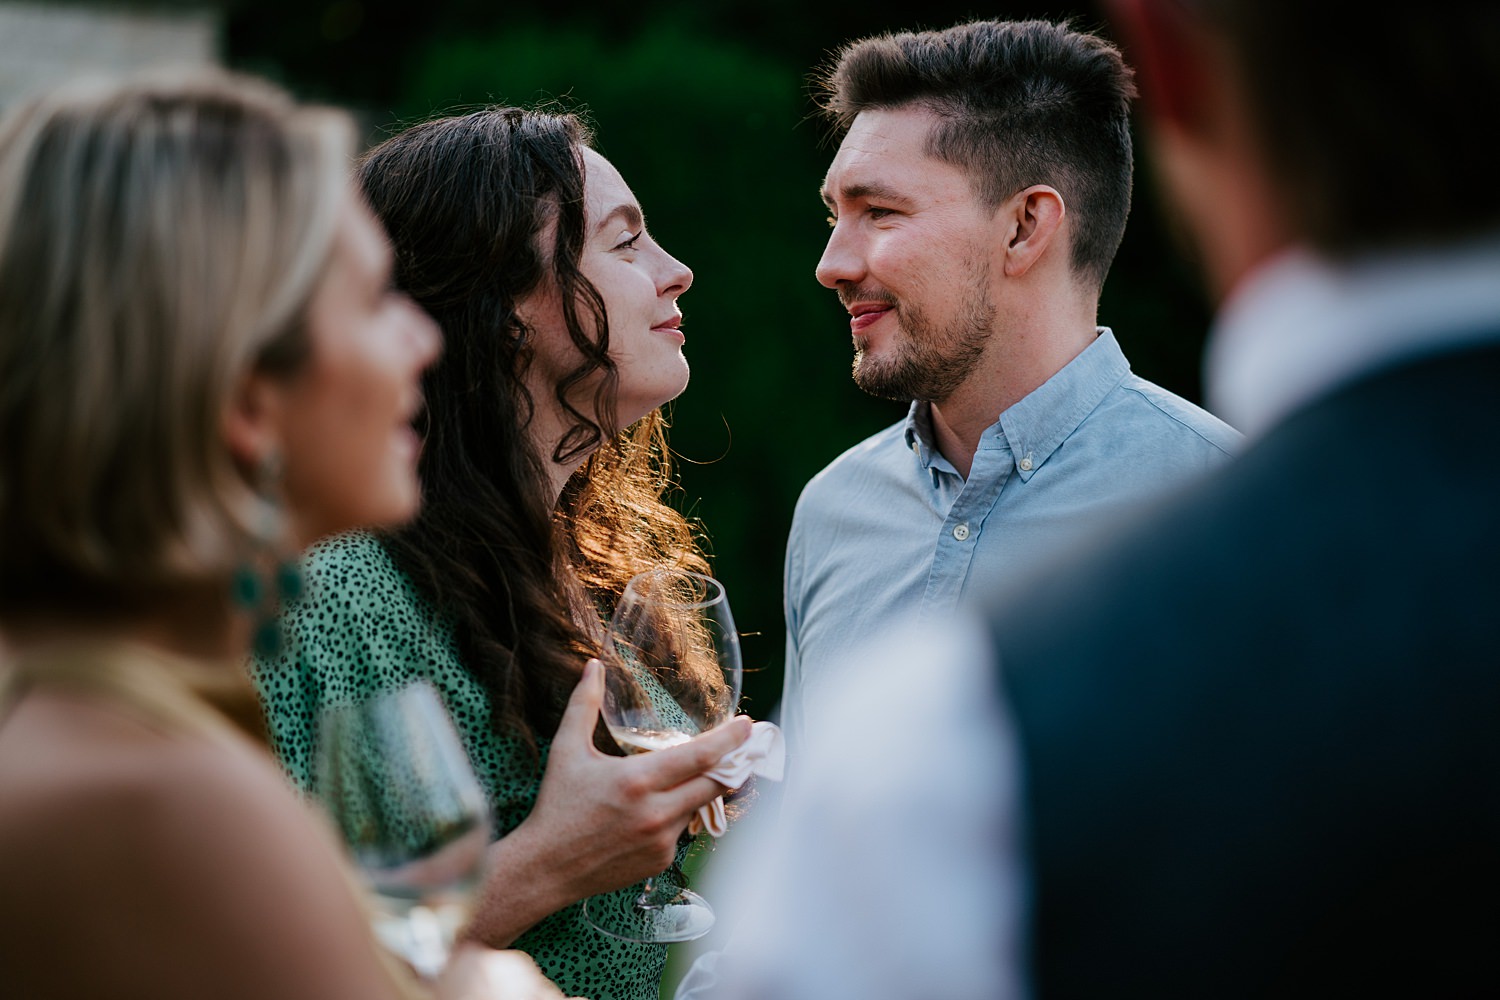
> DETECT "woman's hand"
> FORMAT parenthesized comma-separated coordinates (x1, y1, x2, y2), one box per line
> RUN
(462, 659, 752, 947)
(438, 944, 578, 1000)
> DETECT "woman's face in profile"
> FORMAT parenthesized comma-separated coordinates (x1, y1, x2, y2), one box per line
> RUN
(273, 197, 442, 546)
(525, 147, 695, 431)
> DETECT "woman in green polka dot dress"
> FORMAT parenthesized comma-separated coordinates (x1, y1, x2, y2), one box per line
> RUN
(252, 107, 751, 1000)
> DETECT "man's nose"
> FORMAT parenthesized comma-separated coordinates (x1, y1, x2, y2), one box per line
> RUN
(815, 220, 864, 290)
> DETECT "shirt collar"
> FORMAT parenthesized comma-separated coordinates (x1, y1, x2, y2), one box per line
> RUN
(902, 400, 953, 476)
(1206, 230, 1500, 439)
(998, 327, 1130, 481)
(902, 400, 929, 457)
(902, 327, 1130, 481)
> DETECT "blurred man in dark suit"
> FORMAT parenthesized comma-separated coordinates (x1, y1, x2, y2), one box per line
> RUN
(704, 2, 1500, 997)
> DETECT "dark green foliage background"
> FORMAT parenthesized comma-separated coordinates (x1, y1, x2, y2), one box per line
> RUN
(222, 0, 1214, 720)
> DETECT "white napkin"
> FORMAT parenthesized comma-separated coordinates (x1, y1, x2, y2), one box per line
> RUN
(689, 720, 785, 837)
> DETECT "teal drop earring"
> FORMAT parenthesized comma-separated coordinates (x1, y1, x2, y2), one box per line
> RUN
(231, 450, 305, 658)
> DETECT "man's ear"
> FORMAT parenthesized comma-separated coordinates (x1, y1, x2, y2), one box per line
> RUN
(222, 369, 287, 474)
(1002, 185, 1066, 278)
(1107, 0, 1216, 134)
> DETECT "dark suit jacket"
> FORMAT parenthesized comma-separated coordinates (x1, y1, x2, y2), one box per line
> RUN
(988, 339, 1500, 998)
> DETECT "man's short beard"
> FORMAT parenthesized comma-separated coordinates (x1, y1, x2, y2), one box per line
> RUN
(851, 274, 994, 403)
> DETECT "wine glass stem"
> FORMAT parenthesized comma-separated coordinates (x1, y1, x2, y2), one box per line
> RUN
(637, 874, 685, 912)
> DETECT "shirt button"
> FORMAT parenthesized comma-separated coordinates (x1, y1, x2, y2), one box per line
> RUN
(952, 523, 970, 541)
(1019, 456, 1034, 472)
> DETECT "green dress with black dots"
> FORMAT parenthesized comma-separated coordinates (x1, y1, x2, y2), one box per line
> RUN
(251, 530, 668, 1000)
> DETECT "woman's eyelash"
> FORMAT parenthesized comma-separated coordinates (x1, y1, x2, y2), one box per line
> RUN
(615, 232, 642, 251)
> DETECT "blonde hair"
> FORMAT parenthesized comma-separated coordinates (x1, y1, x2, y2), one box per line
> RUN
(0, 69, 356, 614)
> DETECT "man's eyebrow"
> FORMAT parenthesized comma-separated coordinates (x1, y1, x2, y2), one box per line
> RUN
(595, 203, 645, 234)
(821, 181, 909, 209)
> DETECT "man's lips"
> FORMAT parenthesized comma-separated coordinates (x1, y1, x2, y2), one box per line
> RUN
(848, 303, 893, 333)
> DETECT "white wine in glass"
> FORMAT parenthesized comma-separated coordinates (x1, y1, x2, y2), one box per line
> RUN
(314, 680, 493, 979)
(583, 568, 743, 944)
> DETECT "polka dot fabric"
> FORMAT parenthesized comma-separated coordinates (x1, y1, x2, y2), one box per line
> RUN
(251, 530, 668, 1000)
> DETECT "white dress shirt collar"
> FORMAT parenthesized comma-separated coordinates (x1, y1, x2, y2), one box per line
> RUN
(1206, 230, 1500, 439)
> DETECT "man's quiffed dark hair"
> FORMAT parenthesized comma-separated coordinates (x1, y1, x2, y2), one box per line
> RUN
(815, 19, 1137, 291)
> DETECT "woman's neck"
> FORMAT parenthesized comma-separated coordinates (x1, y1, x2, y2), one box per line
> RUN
(527, 416, 594, 510)
(520, 376, 607, 510)
(544, 455, 586, 510)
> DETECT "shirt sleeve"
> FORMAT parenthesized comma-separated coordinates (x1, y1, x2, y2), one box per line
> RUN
(686, 612, 1028, 1000)
(777, 506, 807, 751)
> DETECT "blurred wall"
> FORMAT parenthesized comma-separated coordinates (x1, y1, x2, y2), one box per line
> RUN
(0, 1, 219, 108)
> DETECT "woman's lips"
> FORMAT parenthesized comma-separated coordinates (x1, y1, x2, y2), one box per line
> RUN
(652, 317, 686, 344)
(393, 424, 420, 461)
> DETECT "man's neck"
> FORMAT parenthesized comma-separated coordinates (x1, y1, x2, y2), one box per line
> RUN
(1206, 233, 1500, 438)
(928, 324, 1099, 478)
(926, 398, 989, 480)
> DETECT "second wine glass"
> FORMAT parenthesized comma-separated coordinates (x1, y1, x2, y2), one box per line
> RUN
(313, 679, 493, 980)
(583, 567, 743, 943)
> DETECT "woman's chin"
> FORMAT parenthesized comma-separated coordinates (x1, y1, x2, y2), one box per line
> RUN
(379, 478, 424, 529)
(659, 360, 693, 405)
(617, 369, 691, 425)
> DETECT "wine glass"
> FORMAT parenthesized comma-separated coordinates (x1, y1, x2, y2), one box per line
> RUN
(313, 680, 493, 980)
(582, 567, 743, 943)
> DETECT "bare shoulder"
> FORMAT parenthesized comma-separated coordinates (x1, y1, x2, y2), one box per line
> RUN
(0, 688, 295, 850)
(0, 692, 404, 1000)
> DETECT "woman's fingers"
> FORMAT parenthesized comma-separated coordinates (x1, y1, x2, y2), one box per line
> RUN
(554, 659, 750, 794)
(641, 715, 752, 789)
(552, 659, 604, 750)
(440, 945, 569, 1000)
(667, 774, 736, 817)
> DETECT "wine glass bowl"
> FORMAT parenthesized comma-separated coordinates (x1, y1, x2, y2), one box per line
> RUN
(602, 568, 741, 749)
(314, 680, 493, 979)
(585, 567, 743, 943)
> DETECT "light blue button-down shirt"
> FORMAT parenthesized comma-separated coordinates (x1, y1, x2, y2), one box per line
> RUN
(779, 328, 1240, 748)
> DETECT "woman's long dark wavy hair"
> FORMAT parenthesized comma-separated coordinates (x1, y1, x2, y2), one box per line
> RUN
(358, 107, 711, 752)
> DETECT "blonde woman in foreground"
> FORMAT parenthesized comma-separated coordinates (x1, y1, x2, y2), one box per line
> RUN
(0, 70, 564, 1000)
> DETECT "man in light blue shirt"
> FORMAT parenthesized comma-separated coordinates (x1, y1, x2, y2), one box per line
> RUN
(706, 5, 1500, 997)
(779, 19, 1239, 748)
